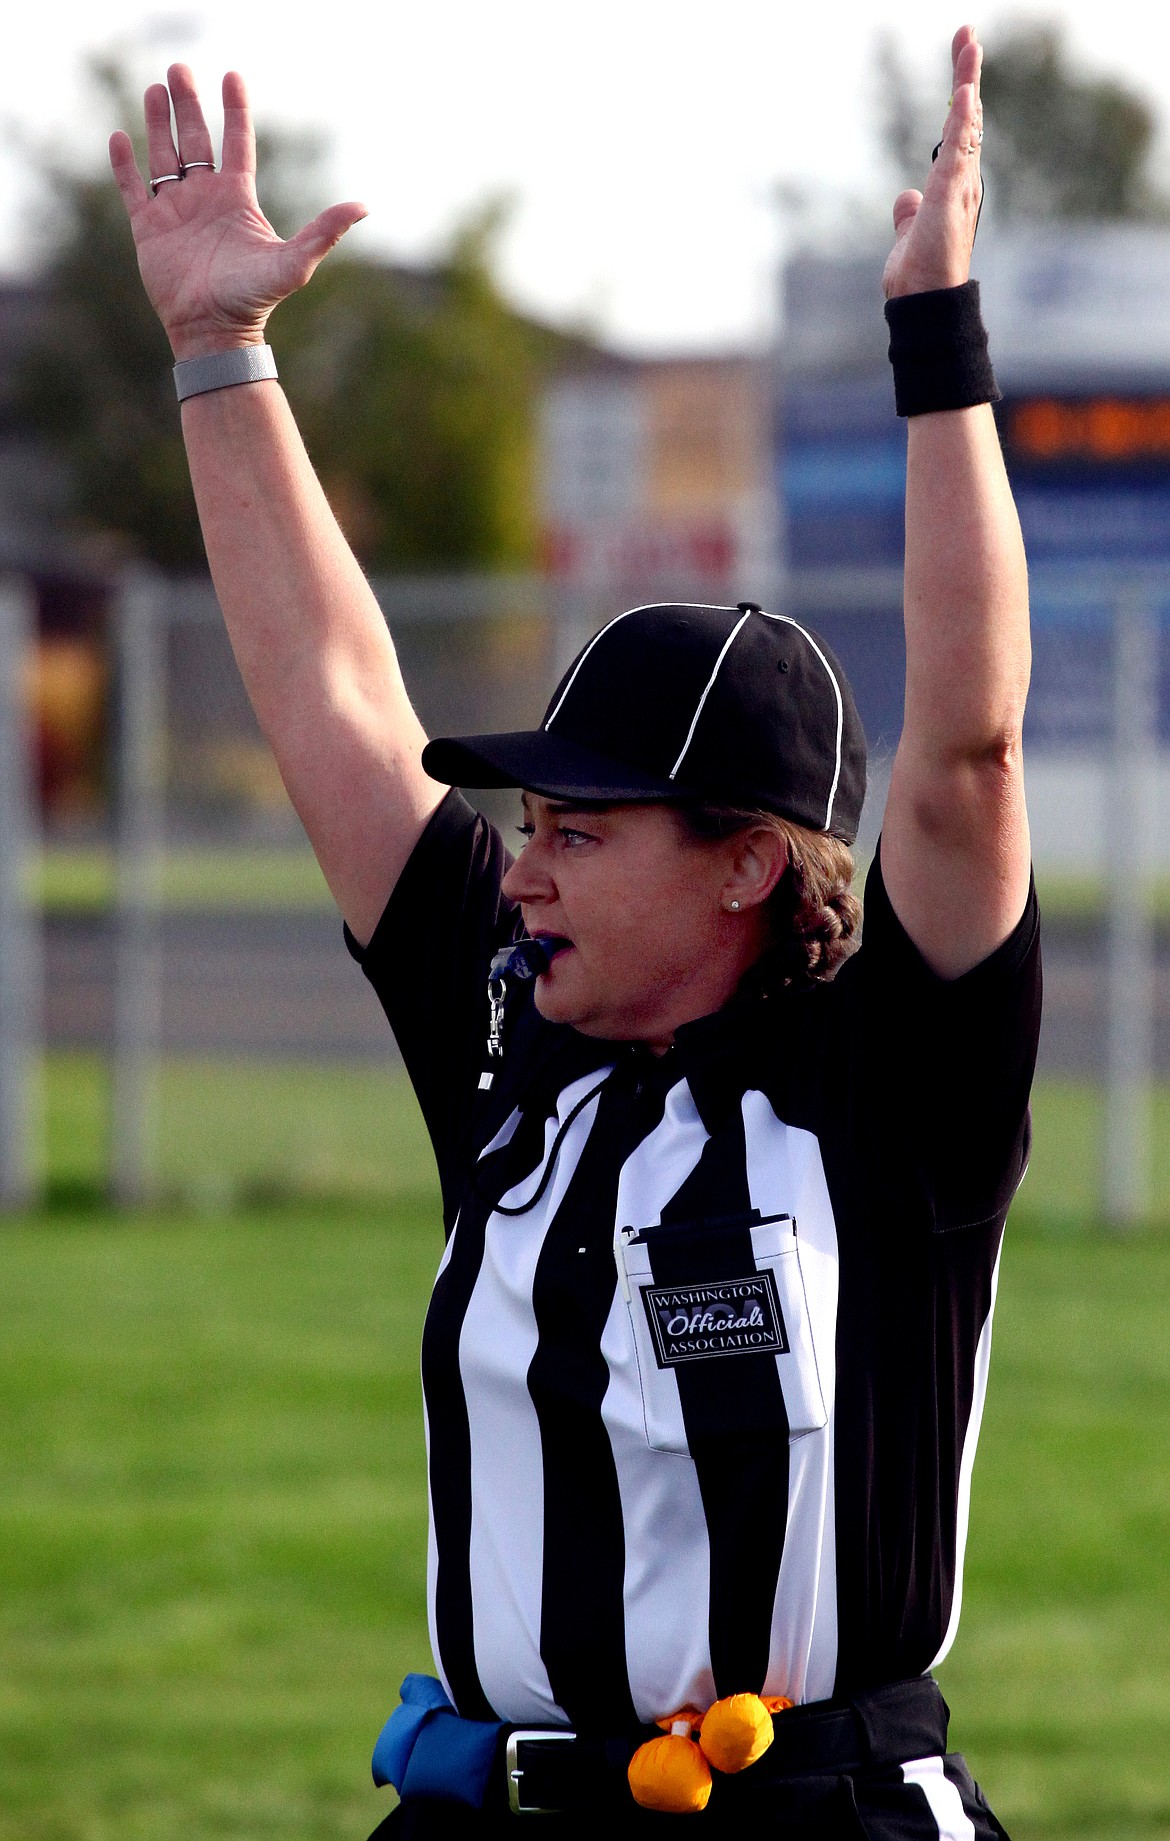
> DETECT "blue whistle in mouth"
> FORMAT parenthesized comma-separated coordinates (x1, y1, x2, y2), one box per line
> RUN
(490, 936, 557, 983)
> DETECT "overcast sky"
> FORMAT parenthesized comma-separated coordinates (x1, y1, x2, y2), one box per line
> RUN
(6, 1, 1170, 351)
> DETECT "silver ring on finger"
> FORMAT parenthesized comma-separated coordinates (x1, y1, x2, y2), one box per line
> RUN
(150, 172, 184, 196)
(181, 160, 215, 175)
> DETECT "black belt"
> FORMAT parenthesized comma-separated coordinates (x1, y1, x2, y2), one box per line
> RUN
(505, 1677, 949, 1815)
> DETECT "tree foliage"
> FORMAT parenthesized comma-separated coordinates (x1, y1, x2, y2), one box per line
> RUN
(18, 61, 550, 572)
(877, 23, 1169, 223)
(981, 25, 1168, 221)
(20, 156, 201, 569)
(274, 205, 541, 571)
(875, 36, 938, 195)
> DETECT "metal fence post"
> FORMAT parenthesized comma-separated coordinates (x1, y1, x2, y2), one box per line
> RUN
(1103, 587, 1157, 1229)
(111, 568, 165, 1207)
(0, 578, 42, 1208)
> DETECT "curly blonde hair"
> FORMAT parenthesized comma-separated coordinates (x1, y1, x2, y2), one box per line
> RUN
(674, 801, 862, 986)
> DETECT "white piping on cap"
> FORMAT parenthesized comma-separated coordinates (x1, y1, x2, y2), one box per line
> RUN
(543, 609, 633, 730)
(542, 603, 746, 733)
(761, 612, 845, 832)
(668, 609, 753, 781)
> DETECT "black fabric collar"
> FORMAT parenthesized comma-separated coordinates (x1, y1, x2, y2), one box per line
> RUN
(483, 945, 830, 1150)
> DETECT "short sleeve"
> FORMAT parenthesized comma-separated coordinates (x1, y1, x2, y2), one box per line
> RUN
(345, 789, 520, 1212)
(851, 842, 1042, 1232)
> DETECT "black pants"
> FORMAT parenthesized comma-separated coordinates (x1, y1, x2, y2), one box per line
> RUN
(369, 1750, 1009, 1839)
(368, 1679, 1009, 1840)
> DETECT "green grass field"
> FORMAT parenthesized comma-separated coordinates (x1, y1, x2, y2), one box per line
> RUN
(4, 1059, 1170, 1839)
(42, 1054, 437, 1211)
(1, 1205, 435, 1841)
(3, 1207, 1168, 1841)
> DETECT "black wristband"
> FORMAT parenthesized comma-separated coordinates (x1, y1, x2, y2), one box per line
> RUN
(884, 280, 1000, 418)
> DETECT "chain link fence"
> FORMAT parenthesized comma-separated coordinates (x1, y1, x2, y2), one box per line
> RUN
(2, 563, 1168, 1218)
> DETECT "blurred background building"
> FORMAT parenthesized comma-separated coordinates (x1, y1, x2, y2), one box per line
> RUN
(782, 225, 1170, 867)
(541, 351, 778, 595)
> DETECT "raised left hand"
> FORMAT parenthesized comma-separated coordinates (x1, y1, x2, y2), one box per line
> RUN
(883, 25, 984, 300)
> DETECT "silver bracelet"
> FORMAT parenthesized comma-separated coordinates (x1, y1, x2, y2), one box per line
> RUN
(173, 344, 278, 402)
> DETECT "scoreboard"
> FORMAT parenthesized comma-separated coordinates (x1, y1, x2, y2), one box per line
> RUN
(998, 393, 1170, 566)
(1004, 395, 1170, 466)
(780, 379, 1170, 751)
(779, 236, 1170, 756)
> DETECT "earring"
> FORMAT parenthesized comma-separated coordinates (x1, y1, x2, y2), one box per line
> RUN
(729, 899, 741, 911)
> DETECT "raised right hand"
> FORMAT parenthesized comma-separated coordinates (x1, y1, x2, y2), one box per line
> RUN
(109, 66, 366, 362)
(882, 25, 984, 302)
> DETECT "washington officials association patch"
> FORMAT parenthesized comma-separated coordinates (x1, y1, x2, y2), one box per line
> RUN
(641, 1272, 788, 1367)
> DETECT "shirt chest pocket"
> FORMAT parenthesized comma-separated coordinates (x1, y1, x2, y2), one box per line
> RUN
(616, 1211, 828, 1456)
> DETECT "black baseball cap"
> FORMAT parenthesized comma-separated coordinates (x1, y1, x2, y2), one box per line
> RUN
(421, 601, 868, 842)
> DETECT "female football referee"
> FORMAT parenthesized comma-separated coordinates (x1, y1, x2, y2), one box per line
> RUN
(112, 23, 1039, 1838)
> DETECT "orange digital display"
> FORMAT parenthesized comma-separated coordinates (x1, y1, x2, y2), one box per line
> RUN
(1007, 397, 1170, 464)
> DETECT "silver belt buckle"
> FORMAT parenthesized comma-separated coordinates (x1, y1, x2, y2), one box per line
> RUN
(506, 1728, 577, 1814)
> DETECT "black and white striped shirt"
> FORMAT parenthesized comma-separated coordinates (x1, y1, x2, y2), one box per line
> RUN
(349, 791, 1041, 1732)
